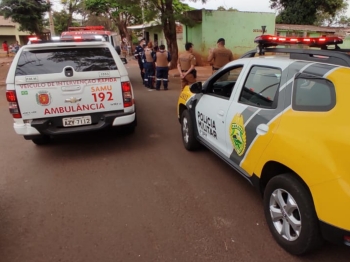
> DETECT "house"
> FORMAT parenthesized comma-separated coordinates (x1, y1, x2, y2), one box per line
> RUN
(275, 24, 350, 48)
(0, 16, 32, 46)
(128, 10, 275, 61)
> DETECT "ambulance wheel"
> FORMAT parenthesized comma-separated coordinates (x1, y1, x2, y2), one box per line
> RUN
(32, 135, 51, 145)
(122, 117, 137, 135)
(181, 110, 200, 151)
(263, 174, 323, 255)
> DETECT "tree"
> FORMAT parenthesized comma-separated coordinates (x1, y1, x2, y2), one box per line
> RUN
(0, 0, 50, 36)
(61, 0, 83, 28)
(85, 0, 142, 46)
(85, 0, 201, 68)
(270, 0, 345, 25)
(146, 0, 204, 68)
(314, 1, 349, 26)
(49, 10, 80, 35)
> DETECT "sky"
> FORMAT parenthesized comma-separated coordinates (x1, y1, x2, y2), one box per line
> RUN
(182, 0, 350, 17)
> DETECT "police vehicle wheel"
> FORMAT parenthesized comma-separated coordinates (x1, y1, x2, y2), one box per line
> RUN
(263, 174, 323, 255)
(31, 135, 51, 145)
(181, 110, 200, 151)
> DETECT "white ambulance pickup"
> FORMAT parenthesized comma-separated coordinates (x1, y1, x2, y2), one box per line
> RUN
(5, 36, 136, 145)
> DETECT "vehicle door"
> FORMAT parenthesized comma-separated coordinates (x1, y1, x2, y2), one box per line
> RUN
(195, 61, 250, 154)
(14, 43, 126, 127)
(225, 62, 288, 174)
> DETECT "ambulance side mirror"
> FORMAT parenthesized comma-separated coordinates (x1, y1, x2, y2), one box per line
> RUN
(190, 82, 202, 94)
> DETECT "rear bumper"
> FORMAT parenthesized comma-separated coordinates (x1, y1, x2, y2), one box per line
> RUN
(14, 110, 135, 138)
(320, 221, 350, 247)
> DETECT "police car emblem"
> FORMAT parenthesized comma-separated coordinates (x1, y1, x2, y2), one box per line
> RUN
(229, 113, 246, 156)
(36, 91, 51, 106)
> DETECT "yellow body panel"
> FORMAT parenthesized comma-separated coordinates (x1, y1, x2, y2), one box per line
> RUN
(250, 67, 350, 230)
(177, 86, 193, 118)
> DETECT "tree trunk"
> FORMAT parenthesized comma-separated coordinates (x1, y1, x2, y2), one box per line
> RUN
(163, 0, 178, 69)
(115, 14, 132, 46)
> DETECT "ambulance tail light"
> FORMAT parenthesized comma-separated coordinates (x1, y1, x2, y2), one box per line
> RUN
(6, 90, 21, 118)
(121, 82, 133, 107)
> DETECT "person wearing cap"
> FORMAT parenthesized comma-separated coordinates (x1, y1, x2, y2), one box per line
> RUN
(134, 38, 146, 84)
(177, 42, 197, 90)
(154, 44, 171, 90)
(208, 38, 234, 74)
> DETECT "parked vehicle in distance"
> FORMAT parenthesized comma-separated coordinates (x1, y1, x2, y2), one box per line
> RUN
(6, 35, 136, 145)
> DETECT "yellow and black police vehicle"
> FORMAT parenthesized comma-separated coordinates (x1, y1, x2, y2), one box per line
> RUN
(177, 34, 350, 255)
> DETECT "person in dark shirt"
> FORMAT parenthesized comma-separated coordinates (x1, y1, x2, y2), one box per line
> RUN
(134, 38, 146, 84)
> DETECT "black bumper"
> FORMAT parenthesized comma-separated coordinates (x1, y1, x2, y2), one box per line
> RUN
(320, 221, 350, 246)
(24, 110, 134, 139)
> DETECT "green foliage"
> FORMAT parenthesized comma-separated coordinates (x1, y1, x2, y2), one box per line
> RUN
(0, 0, 50, 35)
(51, 10, 80, 35)
(270, 0, 346, 25)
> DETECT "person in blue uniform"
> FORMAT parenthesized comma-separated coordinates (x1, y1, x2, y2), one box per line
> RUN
(134, 38, 146, 84)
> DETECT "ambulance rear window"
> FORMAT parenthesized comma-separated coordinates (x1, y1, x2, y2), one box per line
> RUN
(15, 47, 117, 76)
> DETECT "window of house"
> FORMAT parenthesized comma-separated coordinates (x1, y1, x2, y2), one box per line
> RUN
(206, 66, 244, 99)
(292, 74, 336, 111)
(239, 66, 281, 108)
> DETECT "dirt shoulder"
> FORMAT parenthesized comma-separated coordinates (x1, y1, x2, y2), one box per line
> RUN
(0, 55, 13, 86)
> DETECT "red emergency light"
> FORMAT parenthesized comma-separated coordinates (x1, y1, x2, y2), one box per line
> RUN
(68, 26, 105, 31)
(254, 34, 343, 48)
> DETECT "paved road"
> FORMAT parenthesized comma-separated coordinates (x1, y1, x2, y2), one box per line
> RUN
(0, 61, 349, 262)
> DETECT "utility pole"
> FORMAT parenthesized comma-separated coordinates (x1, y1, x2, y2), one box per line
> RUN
(141, 0, 145, 39)
(47, 0, 55, 37)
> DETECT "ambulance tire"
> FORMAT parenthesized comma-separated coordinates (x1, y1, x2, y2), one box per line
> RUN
(31, 135, 51, 145)
(121, 117, 137, 135)
(263, 174, 323, 255)
(181, 110, 200, 151)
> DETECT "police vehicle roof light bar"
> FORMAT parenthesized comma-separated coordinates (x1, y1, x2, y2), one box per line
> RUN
(254, 34, 343, 49)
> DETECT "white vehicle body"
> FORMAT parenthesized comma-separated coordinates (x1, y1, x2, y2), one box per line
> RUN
(5, 39, 136, 144)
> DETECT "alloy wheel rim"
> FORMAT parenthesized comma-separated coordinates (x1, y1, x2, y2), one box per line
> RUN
(269, 188, 302, 241)
(182, 117, 189, 144)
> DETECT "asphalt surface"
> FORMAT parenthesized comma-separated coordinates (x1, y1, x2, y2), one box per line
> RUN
(0, 60, 349, 262)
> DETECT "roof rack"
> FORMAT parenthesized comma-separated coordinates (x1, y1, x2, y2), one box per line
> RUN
(240, 34, 350, 67)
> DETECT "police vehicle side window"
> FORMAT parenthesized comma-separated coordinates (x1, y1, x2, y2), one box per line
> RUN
(15, 47, 117, 76)
(239, 66, 281, 109)
(292, 74, 336, 112)
(208, 66, 243, 99)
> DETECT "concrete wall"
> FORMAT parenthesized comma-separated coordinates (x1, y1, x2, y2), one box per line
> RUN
(0, 25, 31, 46)
(145, 25, 166, 47)
(185, 10, 275, 60)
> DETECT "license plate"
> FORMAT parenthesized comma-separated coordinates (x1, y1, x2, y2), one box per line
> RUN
(62, 116, 91, 127)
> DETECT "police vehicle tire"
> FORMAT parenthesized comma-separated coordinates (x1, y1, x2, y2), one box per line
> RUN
(31, 135, 51, 145)
(181, 110, 200, 151)
(263, 174, 323, 255)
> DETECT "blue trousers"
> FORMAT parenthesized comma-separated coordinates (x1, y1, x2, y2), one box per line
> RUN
(144, 62, 155, 88)
(156, 67, 169, 90)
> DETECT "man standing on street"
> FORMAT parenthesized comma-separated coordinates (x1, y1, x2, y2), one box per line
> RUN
(142, 41, 156, 89)
(177, 42, 196, 90)
(154, 44, 171, 90)
(208, 38, 234, 74)
(134, 38, 146, 84)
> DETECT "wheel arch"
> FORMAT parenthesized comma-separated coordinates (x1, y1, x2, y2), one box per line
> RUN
(178, 103, 187, 123)
(259, 161, 312, 200)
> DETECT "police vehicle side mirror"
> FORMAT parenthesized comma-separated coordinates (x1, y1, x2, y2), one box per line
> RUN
(190, 82, 202, 94)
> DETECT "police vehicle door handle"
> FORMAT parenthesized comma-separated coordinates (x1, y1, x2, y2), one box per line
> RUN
(256, 124, 269, 135)
(218, 110, 225, 117)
